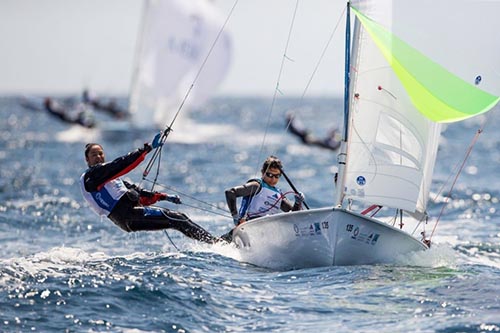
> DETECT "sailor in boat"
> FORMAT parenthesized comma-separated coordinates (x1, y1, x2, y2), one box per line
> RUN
(222, 155, 305, 241)
(43, 97, 96, 128)
(285, 112, 340, 151)
(80, 135, 218, 244)
(82, 89, 130, 120)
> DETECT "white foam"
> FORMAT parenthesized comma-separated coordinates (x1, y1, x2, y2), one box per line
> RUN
(394, 242, 458, 268)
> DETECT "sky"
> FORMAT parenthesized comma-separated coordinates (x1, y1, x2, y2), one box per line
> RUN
(0, 0, 346, 97)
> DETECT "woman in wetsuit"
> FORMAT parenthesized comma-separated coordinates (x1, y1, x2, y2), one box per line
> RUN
(80, 136, 217, 244)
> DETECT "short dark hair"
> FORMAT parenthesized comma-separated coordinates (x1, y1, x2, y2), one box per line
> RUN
(261, 155, 283, 173)
(84, 143, 102, 158)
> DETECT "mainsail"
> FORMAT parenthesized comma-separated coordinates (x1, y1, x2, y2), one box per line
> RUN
(343, 0, 500, 215)
(129, 0, 232, 129)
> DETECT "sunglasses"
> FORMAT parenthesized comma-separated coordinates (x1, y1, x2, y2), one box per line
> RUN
(265, 172, 281, 179)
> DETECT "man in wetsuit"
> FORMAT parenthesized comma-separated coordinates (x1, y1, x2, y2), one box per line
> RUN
(80, 134, 217, 243)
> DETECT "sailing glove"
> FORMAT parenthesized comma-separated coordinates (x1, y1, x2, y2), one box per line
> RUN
(295, 192, 305, 203)
(151, 132, 163, 149)
(143, 143, 153, 153)
(165, 194, 182, 204)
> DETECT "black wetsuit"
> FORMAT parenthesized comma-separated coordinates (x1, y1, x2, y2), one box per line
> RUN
(80, 146, 216, 243)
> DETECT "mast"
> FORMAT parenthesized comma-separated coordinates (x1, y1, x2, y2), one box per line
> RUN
(128, 0, 150, 121)
(334, 1, 351, 207)
(342, 2, 351, 140)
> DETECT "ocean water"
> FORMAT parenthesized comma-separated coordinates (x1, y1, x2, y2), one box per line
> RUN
(1, 95, 499, 333)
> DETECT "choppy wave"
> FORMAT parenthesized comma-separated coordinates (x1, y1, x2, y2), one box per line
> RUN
(1, 96, 499, 332)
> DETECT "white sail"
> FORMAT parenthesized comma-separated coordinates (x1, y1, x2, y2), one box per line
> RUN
(129, 0, 232, 129)
(343, 0, 500, 215)
(231, 1, 500, 269)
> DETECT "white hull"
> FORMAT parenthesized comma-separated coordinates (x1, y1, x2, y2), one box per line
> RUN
(232, 208, 427, 270)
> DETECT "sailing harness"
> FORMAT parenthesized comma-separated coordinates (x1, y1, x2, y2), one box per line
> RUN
(245, 190, 297, 219)
(237, 177, 298, 221)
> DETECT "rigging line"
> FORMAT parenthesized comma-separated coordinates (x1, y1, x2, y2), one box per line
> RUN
(255, 0, 300, 176)
(141, 128, 172, 190)
(284, 6, 346, 134)
(141, 178, 231, 216)
(163, 0, 240, 133)
(128, 0, 150, 112)
(142, 127, 172, 183)
(299, 6, 346, 102)
(181, 201, 231, 219)
(147, 146, 163, 191)
(411, 217, 425, 236)
(142, 0, 239, 190)
(163, 230, 180, 252)
(280, 169, 310, 209)
(429, 129, 481, 240)
(429, 113, 492, 241)
(431, 145, 463, 205)
(141, 138, 165, 190)
(248, 1, 302, 211)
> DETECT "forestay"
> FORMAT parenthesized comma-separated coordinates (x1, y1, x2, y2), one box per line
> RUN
(343, 0, 500, 216)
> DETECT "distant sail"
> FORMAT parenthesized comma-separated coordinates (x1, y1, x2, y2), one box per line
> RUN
(129, 0, 232, 129)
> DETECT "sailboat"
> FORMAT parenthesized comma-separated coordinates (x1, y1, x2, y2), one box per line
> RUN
(231, 0, 500, 270)
(24, 0, 231, 140)
(128, 0, 232, 130)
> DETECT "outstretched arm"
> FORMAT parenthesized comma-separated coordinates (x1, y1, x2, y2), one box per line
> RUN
(83, 145, 151, 192)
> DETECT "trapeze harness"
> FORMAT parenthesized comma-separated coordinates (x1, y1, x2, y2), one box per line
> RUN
(80, 148, 215, 243)
(239, 178, 284, 221)
(80, 175, 128, 217)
